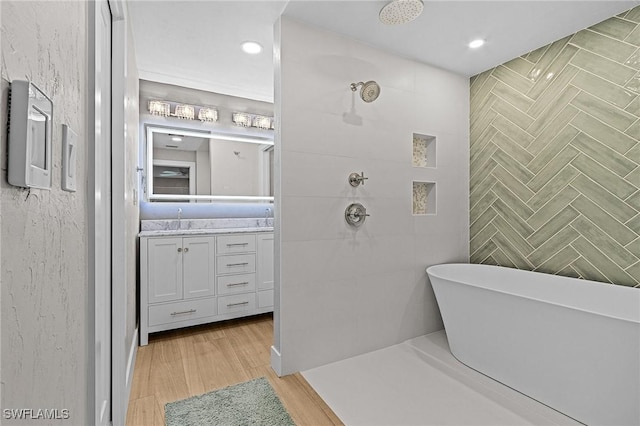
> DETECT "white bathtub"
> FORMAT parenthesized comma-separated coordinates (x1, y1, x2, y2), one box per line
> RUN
(426, 263, 640, 426)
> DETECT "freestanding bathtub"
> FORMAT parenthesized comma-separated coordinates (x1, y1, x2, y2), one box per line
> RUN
(426, 263, 640, 426)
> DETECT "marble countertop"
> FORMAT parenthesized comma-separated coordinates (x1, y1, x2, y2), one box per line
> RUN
(139, 227, 273, 238)
(138, 218, 274, 238)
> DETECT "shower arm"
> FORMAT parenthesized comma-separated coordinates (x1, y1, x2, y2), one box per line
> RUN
(350, 82, 365, 92)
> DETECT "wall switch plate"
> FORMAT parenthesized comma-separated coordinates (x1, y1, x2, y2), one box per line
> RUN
(62, 124, 77, 192)
(8, 80, 53, 189)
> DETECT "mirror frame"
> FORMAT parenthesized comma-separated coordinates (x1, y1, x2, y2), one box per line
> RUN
(146, 125, 275, 202)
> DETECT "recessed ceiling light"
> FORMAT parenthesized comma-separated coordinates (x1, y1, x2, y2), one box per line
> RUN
(242, 41, 262, 55)
(469, 39, 485, 49)
(171, 136, 182, 142)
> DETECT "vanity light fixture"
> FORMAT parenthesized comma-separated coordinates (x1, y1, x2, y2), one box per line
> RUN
(147, 100, 218, 123)
(232, 112, 252, 127)
(232, 112, 274, 130)
(241, 41, 262, 54)
(173, 104, 195, 120)
(198, 107, 218, 122)
(253, 115, 272, 130)
(469, 39, 485, 49)
(148, 100, 170, 117)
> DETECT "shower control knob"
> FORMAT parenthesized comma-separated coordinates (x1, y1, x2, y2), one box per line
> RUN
(349, 172, 368, 187)
(345, 203, 370, 227)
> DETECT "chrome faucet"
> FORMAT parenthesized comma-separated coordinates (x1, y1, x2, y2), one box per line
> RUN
(264, 208, 272, 227)
(176, 208, 183, 230)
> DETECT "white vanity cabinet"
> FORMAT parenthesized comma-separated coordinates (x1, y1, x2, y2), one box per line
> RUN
(257, 233, 274, 308)
(140, 231, 273, 345)
(216, 234, 258, 316)
(147, 236, 216, 303)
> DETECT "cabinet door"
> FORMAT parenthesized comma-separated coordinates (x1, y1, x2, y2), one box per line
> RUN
(183, 236, 216, 299)
(257, 233, 274, 290)
(148, 237, 183, 303)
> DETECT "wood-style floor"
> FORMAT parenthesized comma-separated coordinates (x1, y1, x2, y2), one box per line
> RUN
(126, 313, 344, 426)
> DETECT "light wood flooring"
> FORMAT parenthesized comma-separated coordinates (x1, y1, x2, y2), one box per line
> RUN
(126, 313, 343, 426)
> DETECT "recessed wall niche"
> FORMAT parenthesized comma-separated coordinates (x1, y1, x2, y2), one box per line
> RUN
(412, 133, 436, 168)
(413, 181, 436, 215)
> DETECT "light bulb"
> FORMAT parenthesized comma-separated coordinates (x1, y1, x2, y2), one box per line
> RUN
(242, 41, 262, 54)
(469, 39, 485, 49)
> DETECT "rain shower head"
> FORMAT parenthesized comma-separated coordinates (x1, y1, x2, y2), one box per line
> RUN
(379, 0, 424, 25)
(350, 81, 381, 103)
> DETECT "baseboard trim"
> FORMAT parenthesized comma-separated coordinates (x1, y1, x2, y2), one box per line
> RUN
(271, 345, 282, 377)
(126, 327, 138, 389)
(123, 326, 140, 419)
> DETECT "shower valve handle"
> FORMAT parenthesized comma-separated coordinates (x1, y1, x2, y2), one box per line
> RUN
(345, 203, 370, 227)
(349, 172, 368, 187)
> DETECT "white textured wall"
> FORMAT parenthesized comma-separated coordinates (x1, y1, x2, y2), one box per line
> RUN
(196, 150, 211, 196)
(276, 18, 469, 374)
(1, 1, 88, 424)
(209, 139, 261, 196)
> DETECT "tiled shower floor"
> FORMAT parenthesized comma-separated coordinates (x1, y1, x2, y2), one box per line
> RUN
(302, 331, 581, 426)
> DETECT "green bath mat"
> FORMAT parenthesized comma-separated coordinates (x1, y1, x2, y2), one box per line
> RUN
(165, 377, 295, 426)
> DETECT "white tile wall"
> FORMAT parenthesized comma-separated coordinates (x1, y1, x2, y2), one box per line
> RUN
(275, 17, 469, 374)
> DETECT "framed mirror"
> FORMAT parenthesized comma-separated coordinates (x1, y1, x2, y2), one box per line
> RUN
(146, 125, 274, 202)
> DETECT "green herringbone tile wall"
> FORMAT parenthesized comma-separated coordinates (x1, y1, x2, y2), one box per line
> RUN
(470, 6, 640, 287)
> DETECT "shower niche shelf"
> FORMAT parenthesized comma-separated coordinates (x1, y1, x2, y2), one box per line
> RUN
(413, 181, 436, 215)
(412, 133, 436, 168)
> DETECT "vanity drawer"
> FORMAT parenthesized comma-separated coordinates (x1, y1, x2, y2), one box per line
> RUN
(218, 293, 256, 316)
(148, 298, 216, 327)
(217, 234, 256, 255)
(217, 273, 256, 296)
(217, 254, 256, 275)
(258, 289, 274, 308)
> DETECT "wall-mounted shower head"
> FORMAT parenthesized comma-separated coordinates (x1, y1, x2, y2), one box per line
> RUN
(379, 0, 424, 25)
(350, 81, 381, 103)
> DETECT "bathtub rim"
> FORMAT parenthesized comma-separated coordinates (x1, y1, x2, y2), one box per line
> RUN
(426, 263, 640, 324)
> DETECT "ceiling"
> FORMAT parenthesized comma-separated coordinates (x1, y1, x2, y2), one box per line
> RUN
(154, 133, 209, 152)
(128, 0, 640, 103)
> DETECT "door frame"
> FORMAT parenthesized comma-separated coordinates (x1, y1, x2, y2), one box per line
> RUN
(88, 0, 112, 424)
(109, 0, 133, 424)
(89, 0, 132, 424)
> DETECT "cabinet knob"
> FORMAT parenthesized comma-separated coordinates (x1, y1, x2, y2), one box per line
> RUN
(177, 248, 182, 252)
(184, 247, 189, 253)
